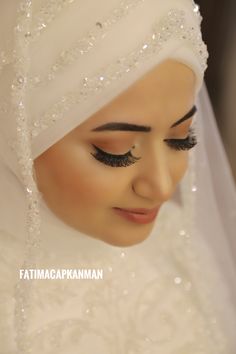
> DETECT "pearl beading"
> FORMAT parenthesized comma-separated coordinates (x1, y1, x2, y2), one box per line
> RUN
(30, 7, 208, 138)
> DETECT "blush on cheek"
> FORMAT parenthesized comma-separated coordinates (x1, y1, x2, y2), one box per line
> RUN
(65, 148, 118, 205)
(68, 170, 110, 206)
(38, 143, 115, 209)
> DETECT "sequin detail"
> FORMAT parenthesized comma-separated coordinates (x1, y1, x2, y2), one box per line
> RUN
(3, 229, 226, 354)
(30, 0, 76, 40)
(31, 8, 208, 138)
(12, 1, 41, 353)
(0, 1, 77, 76)
(9, 2, 210, 353)
(30, 0, 146, 87)
(0, 50, 11, 74)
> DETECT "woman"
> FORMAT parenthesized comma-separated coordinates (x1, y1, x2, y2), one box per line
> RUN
(0, 0, 236, 353)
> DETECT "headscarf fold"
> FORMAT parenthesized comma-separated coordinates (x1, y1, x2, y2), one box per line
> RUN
(1, 1, 236, 353)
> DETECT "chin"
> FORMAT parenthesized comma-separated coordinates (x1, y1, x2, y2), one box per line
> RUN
(64, 218, 154, 247)
(99, 228, 153, 248)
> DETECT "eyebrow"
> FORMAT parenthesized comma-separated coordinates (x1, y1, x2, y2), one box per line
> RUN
(91, 105, 197, 132)
(171, 105, 197, 128)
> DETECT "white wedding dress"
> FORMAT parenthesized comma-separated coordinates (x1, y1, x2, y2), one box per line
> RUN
(1, 0, 236, 352)
(0, 190, 235, 354)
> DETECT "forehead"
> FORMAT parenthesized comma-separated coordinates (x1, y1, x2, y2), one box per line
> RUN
(77, 59, 196, 131)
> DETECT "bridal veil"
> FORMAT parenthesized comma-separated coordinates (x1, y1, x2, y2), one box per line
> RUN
(0, 0, 236, 353)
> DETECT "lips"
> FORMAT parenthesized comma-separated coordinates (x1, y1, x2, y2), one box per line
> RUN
(113, 206, 160, 224)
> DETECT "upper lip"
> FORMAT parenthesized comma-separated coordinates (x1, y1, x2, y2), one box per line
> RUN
(113, 207, 160, 214)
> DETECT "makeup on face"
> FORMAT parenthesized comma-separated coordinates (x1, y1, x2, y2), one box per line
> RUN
(112, 206, 160, 224)
(88, 134, 138, 154)
(91, 105, 197, 132)
(88, 106, 197, 168)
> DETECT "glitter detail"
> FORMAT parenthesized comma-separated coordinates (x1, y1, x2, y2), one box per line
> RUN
(12, 1, 41, 353)
(30, 8, 208, 138)
(30, 0, 146, 87)
(3, 239, 228, 354)
(179, 229, 186, 237)
(2, 2, 228, 352)
(85, 307, 91, 315)
(130, 271, 136, 279)
(30, 0, 76, 40)
(191, 0, 202, 25)
(0, 50, 11, 74)
(108, 266, 113, 273)
(122, 289, 129, 296)
(192, 185, 197, 192)
(174, 276, 182, 285)
(120, 251, 126, 258)
(178, 228, 191, 246)
(0, 0, 73, 75)
(193, 3, 200, 14)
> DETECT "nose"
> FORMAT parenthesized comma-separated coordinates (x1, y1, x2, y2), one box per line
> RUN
(132, 147, 175, 203)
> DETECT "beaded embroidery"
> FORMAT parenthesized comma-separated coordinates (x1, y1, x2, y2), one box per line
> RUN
(0, 0, 75, 74)
(0, 50, 11, 74)
(29, 0, 146, 87)
(0, 0, 77, 75)
(30, 8, 208, 138)
(11, 1, 41, 353)
(2, 203, 227, 353)
(9, 1, 209, 353)
(31, 0, 76, 40)
(0, 0, 144, 77)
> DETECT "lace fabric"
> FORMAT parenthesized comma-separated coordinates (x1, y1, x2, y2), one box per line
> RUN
(0, 201, 232, 353)
(0, 1, 236, 353)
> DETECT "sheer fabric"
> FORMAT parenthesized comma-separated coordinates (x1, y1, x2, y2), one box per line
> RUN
(0, 0, 236, 353)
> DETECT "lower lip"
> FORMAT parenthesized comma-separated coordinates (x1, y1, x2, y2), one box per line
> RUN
(113, 208, 159, 224)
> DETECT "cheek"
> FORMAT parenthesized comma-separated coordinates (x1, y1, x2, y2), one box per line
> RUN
(69, 162, 130, 207)
(170, 152, 188, 183)
(67, 167, 110, 206)
(36, 144, 120, 208)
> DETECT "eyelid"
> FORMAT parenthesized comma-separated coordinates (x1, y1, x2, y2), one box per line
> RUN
(90, 136, 136, 154)
(165, 127, 195, 140)
(164, 128, 197, 151)
(90, 134, 147, 162)
(172, 118, 194, 129)
(91, 144, 140, 168)
(169, 121, 194, 138)
(91, 144, 131, 157)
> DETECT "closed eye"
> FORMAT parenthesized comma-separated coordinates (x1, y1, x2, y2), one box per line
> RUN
(164, 128, 197, 151)
(90, 144, 140, 167)
(90, 128, 197, 168)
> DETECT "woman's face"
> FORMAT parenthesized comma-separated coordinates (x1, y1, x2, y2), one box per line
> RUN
(34, 60, 196, 247)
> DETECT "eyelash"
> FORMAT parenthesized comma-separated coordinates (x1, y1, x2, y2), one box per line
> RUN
(164, 128, 197, 151)
(91, 129, 197, 168)
(91, 144, 141, 167)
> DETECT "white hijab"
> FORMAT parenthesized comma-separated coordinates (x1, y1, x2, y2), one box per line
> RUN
(0, 0, 236, 353)
(0, 0, 207, 245)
